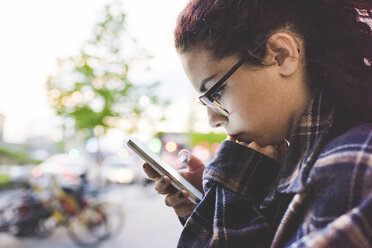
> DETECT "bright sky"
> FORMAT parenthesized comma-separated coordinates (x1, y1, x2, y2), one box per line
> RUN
(0, 0, 200, 144)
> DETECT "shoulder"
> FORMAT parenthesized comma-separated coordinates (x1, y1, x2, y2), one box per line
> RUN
(307, 123, 372, 191)
(306, 124, 372, 213)
(314, 123, 372, 169)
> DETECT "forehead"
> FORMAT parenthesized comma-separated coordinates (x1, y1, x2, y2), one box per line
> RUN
(180, 49, 236, 92)
(180, 49, 216, 77)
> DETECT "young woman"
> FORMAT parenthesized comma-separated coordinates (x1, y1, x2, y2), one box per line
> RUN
(144, 0, 372, 247)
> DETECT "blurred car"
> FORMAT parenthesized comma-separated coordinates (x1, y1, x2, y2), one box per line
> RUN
(100, 155, 145, 185)
(9, 164, 34, 182)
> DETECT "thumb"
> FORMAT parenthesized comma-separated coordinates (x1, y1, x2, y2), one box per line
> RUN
(178, 149, 205, 192)
(178, 149, 205, 172)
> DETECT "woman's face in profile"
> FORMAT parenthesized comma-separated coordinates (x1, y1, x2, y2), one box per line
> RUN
(180, 48, 308, 146)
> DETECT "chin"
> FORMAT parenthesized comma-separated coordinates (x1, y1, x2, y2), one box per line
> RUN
(246, 135, 282, 147)
(234, 134, 252, 144)
(260, 137, 284, 146)
(230, 131, 282, 146)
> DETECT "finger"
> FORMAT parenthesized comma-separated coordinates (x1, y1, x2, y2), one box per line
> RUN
(143, 163, 160, 179)
(164, 190, 188, 207)
(247, 141, 260, 151)
(165, 190, 196, 218)
(173, 201, 196, 219)
(178, 150, 205, 192)
(155, 176, 177, 194)
(174, 204, 195, 218)
(248, 142, 278, 161)
(262, 145, 278, 161)
(171, 191, 196, 218)
(178, 149, 205, 172)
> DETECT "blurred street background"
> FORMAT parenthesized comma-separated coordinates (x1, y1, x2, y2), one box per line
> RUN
(0, 184, 183, 248)
(0, 0, 226, 247)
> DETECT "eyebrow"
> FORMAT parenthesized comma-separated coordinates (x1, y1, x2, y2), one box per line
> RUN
(200, 74, 217, 92)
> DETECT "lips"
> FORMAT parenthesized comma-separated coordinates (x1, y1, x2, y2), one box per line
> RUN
(228, 134, 238, 141)
(229, 133, 243, 141)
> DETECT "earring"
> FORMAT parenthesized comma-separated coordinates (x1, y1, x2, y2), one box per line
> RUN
(283, 138, 290, 148)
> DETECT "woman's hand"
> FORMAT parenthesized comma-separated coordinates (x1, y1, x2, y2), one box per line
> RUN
(143, 150, 205, 219)
(228, 136, 288, 164)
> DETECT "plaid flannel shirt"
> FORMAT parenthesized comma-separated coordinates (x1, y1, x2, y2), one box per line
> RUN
(177, 89, 372, 247)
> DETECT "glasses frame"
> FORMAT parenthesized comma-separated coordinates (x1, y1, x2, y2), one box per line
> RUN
(198, 58, 245, 116)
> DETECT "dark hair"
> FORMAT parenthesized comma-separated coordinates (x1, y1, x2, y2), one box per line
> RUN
(175, 0, 372, 121)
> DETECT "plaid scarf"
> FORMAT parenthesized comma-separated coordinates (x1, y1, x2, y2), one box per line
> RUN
(177, 89, 372, 247)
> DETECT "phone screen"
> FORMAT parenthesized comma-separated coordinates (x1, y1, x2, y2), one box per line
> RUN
(127, 138, 203, 204)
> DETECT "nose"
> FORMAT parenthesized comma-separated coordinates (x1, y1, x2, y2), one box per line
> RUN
(207, 107, 228, 128)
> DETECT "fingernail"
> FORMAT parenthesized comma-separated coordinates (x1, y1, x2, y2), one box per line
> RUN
(180, 154, 189, 163)
(161, 177, 166, 184)
(178, 192, 185, 199)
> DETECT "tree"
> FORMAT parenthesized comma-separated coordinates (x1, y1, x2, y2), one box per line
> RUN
(46, 1, 167, 151)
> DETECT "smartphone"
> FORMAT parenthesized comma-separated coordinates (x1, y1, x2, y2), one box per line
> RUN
(126, 138, 203, 204)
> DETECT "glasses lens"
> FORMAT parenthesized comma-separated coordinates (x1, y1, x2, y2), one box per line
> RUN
(199, 95, 229, 116)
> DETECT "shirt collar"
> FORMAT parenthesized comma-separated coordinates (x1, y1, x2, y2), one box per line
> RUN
(276, 89, 336, 193)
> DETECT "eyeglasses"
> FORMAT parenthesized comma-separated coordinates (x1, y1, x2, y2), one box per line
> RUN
(198, 59, 245, 116)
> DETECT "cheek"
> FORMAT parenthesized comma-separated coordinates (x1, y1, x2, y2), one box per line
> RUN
(230, 91, 287, 132)
(231, 86, 272, 120)
(229, 100, 258, 129)
(227, 70, 290, 125)
(231, 73, 286, 121)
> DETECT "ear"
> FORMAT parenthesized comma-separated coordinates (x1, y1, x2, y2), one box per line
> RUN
(264, 32, 301, 77)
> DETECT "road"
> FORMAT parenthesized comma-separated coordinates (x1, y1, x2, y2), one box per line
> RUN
(0, 184, 184, 248)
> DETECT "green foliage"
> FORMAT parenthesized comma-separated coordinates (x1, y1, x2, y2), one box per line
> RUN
(46, 1, 167, 141)
(189, 132, 227, 146)
(0, 174, 10, 188)
(0, 145, 42, 165)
